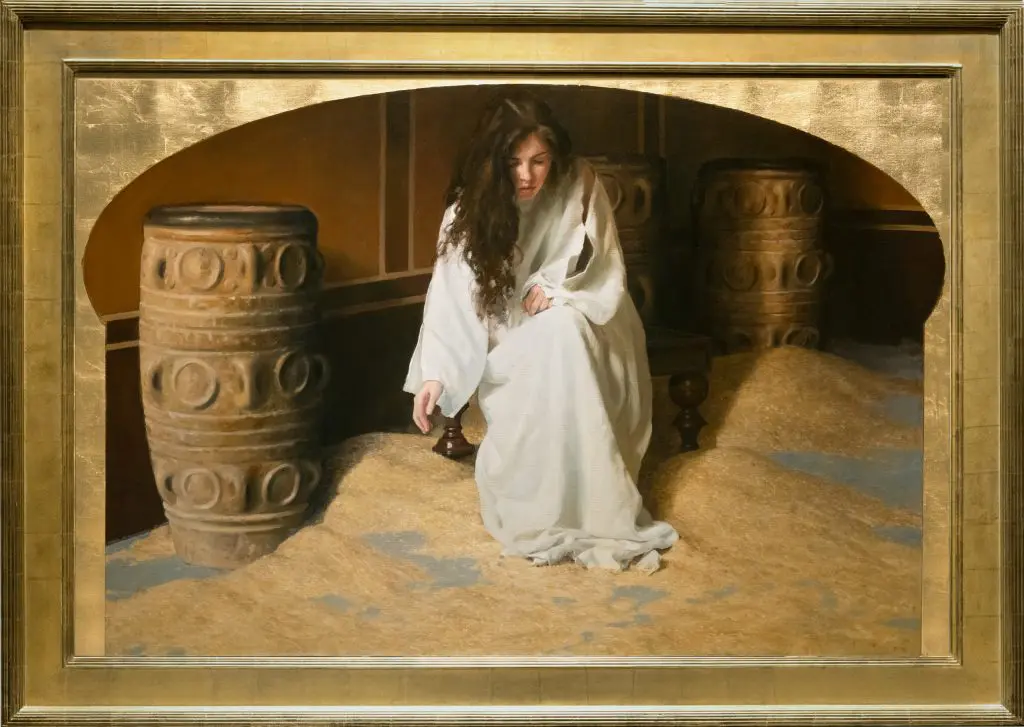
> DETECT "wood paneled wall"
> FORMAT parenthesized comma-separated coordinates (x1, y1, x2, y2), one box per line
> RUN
(94, 83, 943, 542)
(83, 83, 922, 320)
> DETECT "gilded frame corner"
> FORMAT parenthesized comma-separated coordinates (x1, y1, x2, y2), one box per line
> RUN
(1, 1, 1022, 725)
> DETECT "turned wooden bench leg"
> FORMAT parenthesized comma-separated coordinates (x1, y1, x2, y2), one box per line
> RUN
(668, 370, 709, 453)
(432, 403, 476, 460)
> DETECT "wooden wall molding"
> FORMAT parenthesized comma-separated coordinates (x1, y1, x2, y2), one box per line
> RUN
(104, 270, 433, 348)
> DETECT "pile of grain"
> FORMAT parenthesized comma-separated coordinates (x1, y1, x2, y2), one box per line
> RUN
(106, 346, 923, 658)
(683, 346, 921, 455)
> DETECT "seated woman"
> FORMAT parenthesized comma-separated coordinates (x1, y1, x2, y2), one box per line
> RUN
(404, 92, 678, 573)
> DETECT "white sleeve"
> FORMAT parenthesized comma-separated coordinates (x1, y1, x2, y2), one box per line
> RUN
(522, 170, 628, 327)
(402, 207, 490, 418)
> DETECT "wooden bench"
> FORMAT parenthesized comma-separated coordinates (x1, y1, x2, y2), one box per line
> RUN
(432, 326, 712, 460)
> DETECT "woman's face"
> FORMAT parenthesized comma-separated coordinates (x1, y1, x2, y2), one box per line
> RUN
(508, 132, 552, 201)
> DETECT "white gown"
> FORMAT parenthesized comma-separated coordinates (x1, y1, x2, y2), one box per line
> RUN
(404, 158, 679, 573)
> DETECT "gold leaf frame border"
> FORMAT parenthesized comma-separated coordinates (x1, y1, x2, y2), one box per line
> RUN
(0, 2, 1020, 725)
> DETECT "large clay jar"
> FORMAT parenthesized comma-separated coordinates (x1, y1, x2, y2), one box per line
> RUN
(138, 204, 330, 569)
(692, 159, 832, 353)
(586, 154, 667, 326)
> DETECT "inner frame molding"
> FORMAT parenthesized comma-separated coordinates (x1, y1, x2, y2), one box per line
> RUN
(70, 63, 959, 659)
(4, 14, 1015, 724)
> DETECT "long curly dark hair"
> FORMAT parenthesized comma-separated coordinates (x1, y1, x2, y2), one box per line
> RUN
(440, 91, 574, 321)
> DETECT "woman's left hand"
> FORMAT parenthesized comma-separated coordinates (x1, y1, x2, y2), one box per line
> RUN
(523, 284, 553, 316)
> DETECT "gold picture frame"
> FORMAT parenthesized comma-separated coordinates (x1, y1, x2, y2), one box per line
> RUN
(1, 0, 1021, 723)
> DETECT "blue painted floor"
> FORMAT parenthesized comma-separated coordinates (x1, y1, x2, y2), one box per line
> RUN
(362, 530, 485, 590)
(106, 528, 229, 603)
(766, 449, 922, 514)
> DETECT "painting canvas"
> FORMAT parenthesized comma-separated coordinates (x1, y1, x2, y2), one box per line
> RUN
(90, 81, 940, 659)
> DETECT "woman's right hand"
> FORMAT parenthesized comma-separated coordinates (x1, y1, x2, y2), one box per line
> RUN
(523, 284, 553, 316)
(412, 380, 444, 434)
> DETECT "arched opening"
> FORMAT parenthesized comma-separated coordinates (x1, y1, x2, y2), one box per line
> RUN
(100, 83, 937, 657)
(85, 83, 944, 339)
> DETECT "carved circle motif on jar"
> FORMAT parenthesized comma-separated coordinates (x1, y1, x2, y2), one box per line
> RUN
(138, 204, 330, 569)
(586, 154, 665, 326)
(692, 159, 833, 353)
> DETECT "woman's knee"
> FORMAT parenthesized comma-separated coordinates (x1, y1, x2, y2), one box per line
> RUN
(531, 305, 593, 347)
